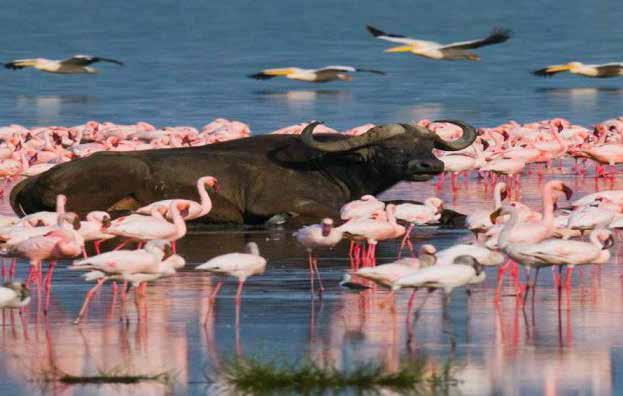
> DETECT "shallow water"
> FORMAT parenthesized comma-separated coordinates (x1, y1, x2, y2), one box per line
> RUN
(2, 0, 623, 130)
(1, 164, 623, 395)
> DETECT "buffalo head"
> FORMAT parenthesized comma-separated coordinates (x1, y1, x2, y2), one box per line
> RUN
(300, 120, 477, 181)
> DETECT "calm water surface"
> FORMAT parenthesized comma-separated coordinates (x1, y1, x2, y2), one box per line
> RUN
(2, 1, 623, 395)
(1, 166, 623, 395)
(1, 0, 623, 130)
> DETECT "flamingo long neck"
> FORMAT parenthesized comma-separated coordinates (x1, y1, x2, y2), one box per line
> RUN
(499, 209, 520, 249)
(386, 206, 397, 225)
(19, 151, 29, 170)
(550, 127, 567, 154)
(248, 244, 260, 256)
(72, 129, 83, 146)
(197, 179, 213, 216)
(43, 131, 53, 150)
(56, 196, 66, 219)
(169, 203, 187, 238)
(541, 184, 556, 231)
(589, 231, 602, 248)
(493, 184, 505, 209)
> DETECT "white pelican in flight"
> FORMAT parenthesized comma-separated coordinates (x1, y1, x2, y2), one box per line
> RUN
(248, 66, 385, 83)
(4, 54, 124, 74)
(534, 62, 623, 78)
(366, 25, 511, 61)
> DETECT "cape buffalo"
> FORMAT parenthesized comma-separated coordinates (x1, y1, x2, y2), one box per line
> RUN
(10, 120, 477, 225)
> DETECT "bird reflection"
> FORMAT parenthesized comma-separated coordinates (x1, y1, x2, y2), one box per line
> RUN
(254, 89, 352, 109)
(15, 95, 98, 125)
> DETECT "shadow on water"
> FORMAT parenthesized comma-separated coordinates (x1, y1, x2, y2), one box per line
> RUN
(536, 87, 623, 96)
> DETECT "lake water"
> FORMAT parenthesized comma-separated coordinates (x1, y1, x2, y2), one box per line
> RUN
(1, 0, 623, 131)
(1, 167, 623, 395)
(2, 1, 623, 395)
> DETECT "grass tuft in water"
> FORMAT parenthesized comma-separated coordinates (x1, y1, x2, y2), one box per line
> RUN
(38, 365, 174, 385)
(218, 357, 456, 394)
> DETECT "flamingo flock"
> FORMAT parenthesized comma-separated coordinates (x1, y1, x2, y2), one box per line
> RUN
(0, 116, 621, 334)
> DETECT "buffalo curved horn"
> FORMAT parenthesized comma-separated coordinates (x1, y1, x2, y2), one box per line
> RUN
(416, 119, 478, 151)
(301, 121, 406, 153)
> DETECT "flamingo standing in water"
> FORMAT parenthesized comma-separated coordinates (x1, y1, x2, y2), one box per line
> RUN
(195, 242, 266, 303)
(503, 228, 613, 298)
(393, 198, 443, 256)
(392, 255, 485, 309)
(107, 200, 189, 252)
(353, 244, 437, 288)
(77, 211, 114, 255)
(135, 176, 219, 220)
(489, 180, 573, 298)
(4, 212, 83, 312)
(293, 218, 343, 295)
(340, 195, 385, 260)
(480, 158, 526, 192)
(17, 194, 67, 227)
(70, 241, 183, 323)
(337, 204, 405, 264)
(465, 182, 508, 238)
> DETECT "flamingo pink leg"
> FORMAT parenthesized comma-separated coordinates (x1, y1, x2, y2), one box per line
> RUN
(113, 239, 132, 251)
(398, 224, 414, 258)
(235, 279, 245, 301)
(312, 257, 324, 293)
(308, 251, 316, 294)
(120, 280, 128, 302)
(9, 259, 16, 280)
(565, 267, 574, 289)
(94, 240, 104, 255)
(210, 281, 223, 300)
(73, 278, 106, 324)
(43, 261, 56, 314)
(434, 173, 446, 189)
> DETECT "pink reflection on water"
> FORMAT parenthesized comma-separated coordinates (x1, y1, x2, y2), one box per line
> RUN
(0, 160, 621, 394)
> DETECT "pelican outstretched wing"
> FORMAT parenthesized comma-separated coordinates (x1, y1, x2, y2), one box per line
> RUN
(61, 55, 124, 66)
(366, 25, 437, 47)
(441, 28, 511, 50)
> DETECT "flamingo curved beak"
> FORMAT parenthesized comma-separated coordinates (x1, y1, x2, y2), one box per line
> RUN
(603, 234, 615, 250)
(562, 184, 573, 200)
(490, 208, 503, 224)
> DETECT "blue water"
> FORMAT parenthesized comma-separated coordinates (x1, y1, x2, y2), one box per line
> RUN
(2, 0, 623, 130)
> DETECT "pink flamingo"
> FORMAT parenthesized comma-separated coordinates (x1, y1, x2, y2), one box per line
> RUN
(70, 241, 183, 323)
(195, 242, 266, 303)
(337, 204, 405, 264)
(394, 198, 444, 256)
(293, 218, 344, 295)
(77, 211, 115, 255)
(107, 200, 189, 252)
(490, 180, 573, 297)
(135, 176, 219, 220)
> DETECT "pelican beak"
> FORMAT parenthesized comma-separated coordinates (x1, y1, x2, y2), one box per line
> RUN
(561, 184, 573, 200)
(490, 208, 503, 224)
(603, 234, 615, 250)
(545, 64, 572, 73)
(263, 68, 296, 76)
(385, 45, 413, 53)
